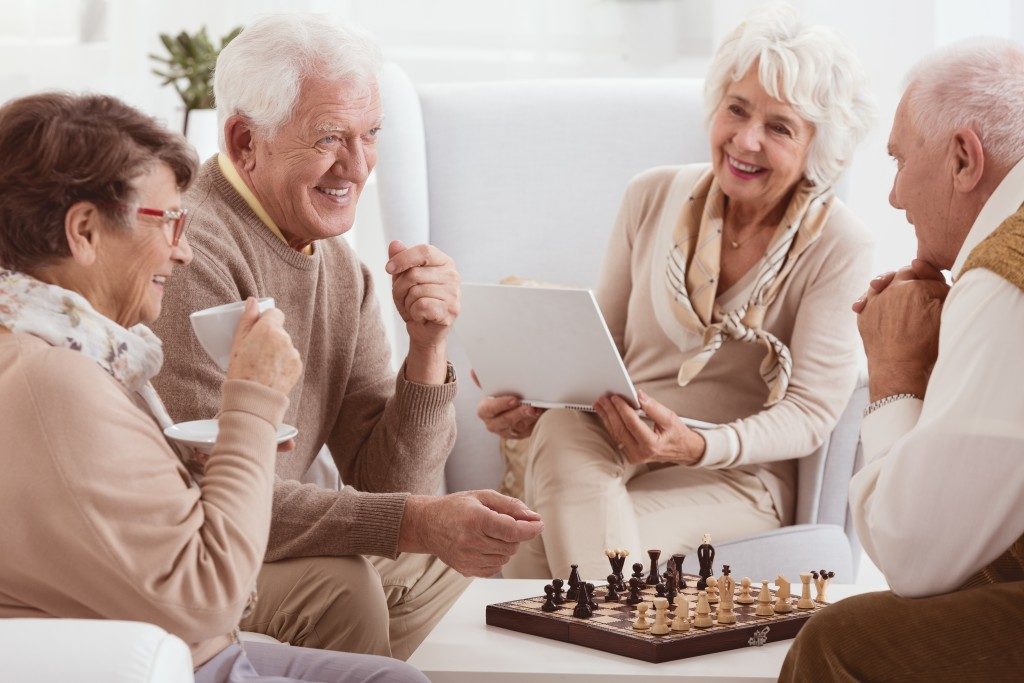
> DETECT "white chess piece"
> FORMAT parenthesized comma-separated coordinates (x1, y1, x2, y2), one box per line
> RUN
(671, 595, 691, 631)
(716, 576, 737, 625)
(650, 597, 670, 635)
(774, 575, 793, 613)
(755, 580, 775, 617)
(705, 576, 720, 604)
(736, 576, 755, 604)
(693, 591, 713, 628)
(632, 602, 652, 630)
(797, 572, 815, 610)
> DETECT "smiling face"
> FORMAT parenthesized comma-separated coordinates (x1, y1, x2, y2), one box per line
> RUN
(887, 94, 972, 270)
(92, 162, 192, 327)
(242, 76, 382, 250)
(709, 66, 814, 217)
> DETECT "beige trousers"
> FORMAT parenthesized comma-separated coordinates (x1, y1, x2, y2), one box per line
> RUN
(239, 552, 470, 661)
(504, 409, 780, 580)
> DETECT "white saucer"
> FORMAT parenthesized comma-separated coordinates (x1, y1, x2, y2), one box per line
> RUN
(164, 419, 298, 451)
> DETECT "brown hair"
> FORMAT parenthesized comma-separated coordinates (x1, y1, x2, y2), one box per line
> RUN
(0, 92, 198, 272)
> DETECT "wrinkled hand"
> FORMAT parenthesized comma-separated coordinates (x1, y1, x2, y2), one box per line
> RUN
(386, 240, 460, 350)
(399, 490, 544, 577)
(852, 259, 947, 313)
(593, 390, 705, 466)
(857, 278, 949, 401)
(226, 298, 303, 395)
(472, 369, 545, 439)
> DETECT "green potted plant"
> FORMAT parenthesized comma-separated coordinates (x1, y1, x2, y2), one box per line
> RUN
(150, 26, 242, 148)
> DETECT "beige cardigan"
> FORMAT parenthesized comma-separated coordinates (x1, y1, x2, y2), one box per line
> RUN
(0, 330, 288, 667)
(597, 165, 873, 523)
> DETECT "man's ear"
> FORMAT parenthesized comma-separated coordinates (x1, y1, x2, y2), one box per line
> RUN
(951, 126, 985, 194)
(224, 115, 257, 172)
(64, 201, 102, 267)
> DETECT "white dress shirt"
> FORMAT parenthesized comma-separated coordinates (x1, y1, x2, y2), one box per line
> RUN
(852, 157, 1024, 597)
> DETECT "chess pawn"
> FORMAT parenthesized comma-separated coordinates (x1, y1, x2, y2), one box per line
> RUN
(632, 602, 652, 631)
(773, 575, 793, 614)
(542, 585, 558, 612)
(693, 590, 714, 628)
(586, 582, 599, 611)
(626, 577, 643, 605)
(736, 576, 755, 604)
(797, 572, 815, 610)
(631, 562, 645, 583)
(551, 578, 566, 604)
(671, 595, 691, 632)
(650, 597, 671, 635)
(755, 580, 775, 617)
(604, 574, 620, 602)
(705, 576, 720, 604)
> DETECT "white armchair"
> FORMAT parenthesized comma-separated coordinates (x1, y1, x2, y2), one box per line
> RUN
(0, 618, 193, 682)
(375, 64, 867, 581)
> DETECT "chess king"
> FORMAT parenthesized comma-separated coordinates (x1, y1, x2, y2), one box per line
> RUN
(782, 38, 1024, 679)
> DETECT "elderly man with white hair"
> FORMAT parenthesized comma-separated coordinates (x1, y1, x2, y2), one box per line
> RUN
(782, 38, 1024, 679)
(151, 14, 543, 661)
(487, 5, 877, 580)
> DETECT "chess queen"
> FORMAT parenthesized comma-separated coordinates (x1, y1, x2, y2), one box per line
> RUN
(477, 3, 877, 580)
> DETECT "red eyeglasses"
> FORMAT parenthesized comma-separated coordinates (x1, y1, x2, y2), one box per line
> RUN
(136, 207, 189, 246)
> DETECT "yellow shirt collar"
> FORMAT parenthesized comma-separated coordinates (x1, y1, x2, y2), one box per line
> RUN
(217, 153, 313, 255)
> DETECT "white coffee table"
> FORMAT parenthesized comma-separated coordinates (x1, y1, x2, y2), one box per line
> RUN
(409, 578, 867, 682)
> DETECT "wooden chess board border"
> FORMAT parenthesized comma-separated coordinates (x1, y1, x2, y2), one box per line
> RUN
(485, 577, 824, 663)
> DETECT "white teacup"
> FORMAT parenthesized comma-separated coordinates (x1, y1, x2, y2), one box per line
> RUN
(189, 297, 275, 371)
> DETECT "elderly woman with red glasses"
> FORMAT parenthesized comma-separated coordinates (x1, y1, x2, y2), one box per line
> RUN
(0, 93, 427, 682)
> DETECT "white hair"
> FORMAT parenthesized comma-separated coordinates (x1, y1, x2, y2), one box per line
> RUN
(214, 14, 383, 151)
(704, 4, 876, 187)
(903, 37, 1024, 169)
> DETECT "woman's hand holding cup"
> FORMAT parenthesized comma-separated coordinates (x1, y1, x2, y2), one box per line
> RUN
(226, 298, 302, 396)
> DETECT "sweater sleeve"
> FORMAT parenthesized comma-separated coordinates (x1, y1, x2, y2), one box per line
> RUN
(595, 174, 641, 355)
(278, 262, 456, 560)
(698, 210, 874, 468)
(13, 346, 286, 645)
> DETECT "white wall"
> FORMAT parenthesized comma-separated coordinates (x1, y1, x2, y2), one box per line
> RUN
(3, 0, 1023, 277)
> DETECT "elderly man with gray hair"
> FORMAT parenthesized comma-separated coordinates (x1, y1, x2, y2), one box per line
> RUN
(782, 38, 1024, 679)
(151, 14, 543, 661)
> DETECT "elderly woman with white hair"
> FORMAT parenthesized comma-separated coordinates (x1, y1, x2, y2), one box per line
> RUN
(490, 6, 877, 579)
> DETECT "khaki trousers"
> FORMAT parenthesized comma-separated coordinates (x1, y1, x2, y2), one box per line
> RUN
(504, 409, 780, 580)
(780, 581, 1024, 682)
(239, 552, 470, 661)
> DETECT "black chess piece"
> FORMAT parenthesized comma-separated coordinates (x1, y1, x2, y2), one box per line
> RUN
(646, 548, 662, 586)
(612, 554, 627, 591)
(567, 564, 581, 601)
(586, 582, 598, 611)
(696, 535, 715, 590)
(671, 553, 687, 589)
(551, 578, 566, 604)
(572, 581, 593, 619)
(655, 584, 666, 598)
(542, 584, 558, 612)
(604, 574, 620, 602)
(663, 570, 678, 606)
(626, 576, 643, 606)
(631, 562, 644, 583)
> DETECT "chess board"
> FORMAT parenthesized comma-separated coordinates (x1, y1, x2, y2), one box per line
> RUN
(485, 574, 826, 663)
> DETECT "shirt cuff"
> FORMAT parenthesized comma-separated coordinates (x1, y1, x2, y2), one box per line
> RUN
(692, 424, 740, 468)
(861, 397, 923, 463)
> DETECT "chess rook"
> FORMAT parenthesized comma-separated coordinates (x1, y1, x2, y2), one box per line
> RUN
(646, 549, 662, 586)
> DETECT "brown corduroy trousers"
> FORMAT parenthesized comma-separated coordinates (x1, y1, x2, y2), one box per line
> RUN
(780, 581, 1024, 682)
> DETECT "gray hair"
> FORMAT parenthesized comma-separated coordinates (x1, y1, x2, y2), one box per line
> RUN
(904, 37, 1024, 169)
(704, 4, 876, 187)
(214, 14, 383, 150)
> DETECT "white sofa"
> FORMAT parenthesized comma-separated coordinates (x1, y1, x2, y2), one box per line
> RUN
(0, 618, 193, 682)
(374, 63, 868, 581)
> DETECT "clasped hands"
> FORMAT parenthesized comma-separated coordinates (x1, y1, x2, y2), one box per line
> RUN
(852, 259, 950, 401)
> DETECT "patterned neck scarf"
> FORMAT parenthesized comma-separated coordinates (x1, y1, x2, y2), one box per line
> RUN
(665, 170, 834, 406)
(0, 269, 163, 391)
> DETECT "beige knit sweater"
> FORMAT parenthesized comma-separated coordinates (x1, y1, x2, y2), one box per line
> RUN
(150, 158, 457, 561)
(0, 330, 288, 667)
(597, 165, 872, 523)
